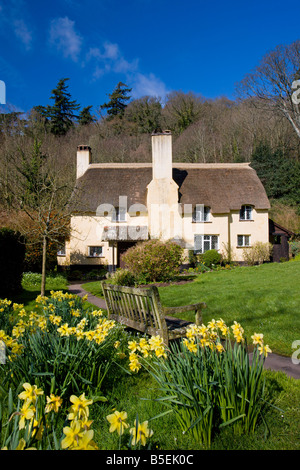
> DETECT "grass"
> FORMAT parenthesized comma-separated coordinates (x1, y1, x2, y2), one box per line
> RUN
(158, 261, 300, 356)
(9, 272, 69, 313)
(82, 261, 300, 356)
(91, 366, 300, 450)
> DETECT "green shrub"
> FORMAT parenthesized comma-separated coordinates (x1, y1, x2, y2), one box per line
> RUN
(0, 228, 25, 297)
(122, 240, 184, 283)
(110, 268, 136, 286)
(290, 240, 300, 257)
(199, 249, 222, 268)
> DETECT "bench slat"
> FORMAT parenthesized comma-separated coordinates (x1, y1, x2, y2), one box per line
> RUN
(101, 282, 206, 346)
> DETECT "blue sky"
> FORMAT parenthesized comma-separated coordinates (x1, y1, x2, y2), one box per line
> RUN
(0, 0, 300, 115)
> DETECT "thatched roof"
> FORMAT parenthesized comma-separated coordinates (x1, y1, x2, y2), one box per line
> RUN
(71, 162, 270, 214)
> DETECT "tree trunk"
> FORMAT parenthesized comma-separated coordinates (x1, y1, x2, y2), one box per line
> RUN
(41, 235, 47, 296)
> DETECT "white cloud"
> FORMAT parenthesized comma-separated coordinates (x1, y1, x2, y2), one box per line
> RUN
(49, 17, 82, 62)
(13, 19, 33, 50)
(131, 72, 169, 100)
(85, 41, 138, 76)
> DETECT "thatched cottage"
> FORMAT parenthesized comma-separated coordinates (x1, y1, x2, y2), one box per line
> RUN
(58, 131, 271, 270)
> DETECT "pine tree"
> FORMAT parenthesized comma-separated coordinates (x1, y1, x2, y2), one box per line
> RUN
(47, 78, 80, 135)
(78, 105, 95, 126)
(100, 82, 132, 119)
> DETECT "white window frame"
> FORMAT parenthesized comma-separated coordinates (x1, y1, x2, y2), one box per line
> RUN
(88, 246, 103, 257)
(194, 235, 219, 253)
(192, 205, 210, 223)
(112, 207, 127, 222)
(237, 235, 251, 247)
(240, 205, 253, 221)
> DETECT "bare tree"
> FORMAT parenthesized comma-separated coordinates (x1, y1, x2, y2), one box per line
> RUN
(236, 40, 300, 139)
(2, 138, 77, 296)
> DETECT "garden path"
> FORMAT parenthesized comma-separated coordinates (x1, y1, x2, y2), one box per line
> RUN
(68, 282, 300, 380)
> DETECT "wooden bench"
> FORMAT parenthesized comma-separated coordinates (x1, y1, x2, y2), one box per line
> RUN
(101, 282, 206, 346)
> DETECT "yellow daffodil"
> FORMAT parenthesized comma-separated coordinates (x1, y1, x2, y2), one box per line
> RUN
(45, 394, 63, 413)
(129, 352, 141, 373)
(18, 402, 35, 430)
(128, 340, 139, 352)
(251, 333, 264, 345)
(258, 344, 272, 357)
(75, 430, 98, 450)
(68, 393, 93, 420)
(18, 383, 44, 404)
(61, 420, 84, 449)
(106, 410, 129, 435)
(130, 420, 153, 446)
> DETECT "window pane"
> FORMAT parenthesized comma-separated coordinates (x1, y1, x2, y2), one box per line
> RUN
(237, 235, 243, 246)
(244, 235, 250, 246)
(245, 206, 252, 219)
(203, 240, 210, 252)
(89, 246, 102, 257)
(194, 235, 203, 253)
(193, 206, 210, 222)
(211, 235, 218, 250)
(204, 206, 210, 222)
(112, 207, 126, 222)
(240, 205, 252, 220)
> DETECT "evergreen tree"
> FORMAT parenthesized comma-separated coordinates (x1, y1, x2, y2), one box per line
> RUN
(100, 82, 132, 119)
(46, 78, 80, 135)
(78, 105, 95, 126)
(251, 141, 300, 206)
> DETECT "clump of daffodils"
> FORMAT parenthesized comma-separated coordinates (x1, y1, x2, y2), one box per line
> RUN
(106, 410, 153, 448)
(1, 382, 98, 450)
(61, 393, 98, 450)
(123, 335, 167, 373)
(182, 318, 272, 358)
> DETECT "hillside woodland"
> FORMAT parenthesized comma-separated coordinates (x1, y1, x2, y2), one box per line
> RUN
(0, 41, 300, 273)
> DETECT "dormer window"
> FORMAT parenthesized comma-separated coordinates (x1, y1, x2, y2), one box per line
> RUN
(240, 205, 253, 221)
(112, 207, 127, 222)
(192, 205, 210, 223)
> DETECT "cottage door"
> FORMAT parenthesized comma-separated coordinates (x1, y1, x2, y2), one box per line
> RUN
(117, 242, 136, 268)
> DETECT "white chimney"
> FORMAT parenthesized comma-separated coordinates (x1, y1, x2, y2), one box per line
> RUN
(76, 145, 91, 179)
(147, 130, 181, 241)
(151, 130, 172, 180)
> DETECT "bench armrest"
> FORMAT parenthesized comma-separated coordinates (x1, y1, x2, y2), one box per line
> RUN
(163, 302, 206, 326)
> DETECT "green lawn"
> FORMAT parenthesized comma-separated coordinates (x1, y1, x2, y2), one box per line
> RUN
(158, 261, 300, 357)
(84, 261, 300, 357)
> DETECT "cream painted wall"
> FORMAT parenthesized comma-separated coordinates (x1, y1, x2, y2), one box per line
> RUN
(58, 206, 269, 266)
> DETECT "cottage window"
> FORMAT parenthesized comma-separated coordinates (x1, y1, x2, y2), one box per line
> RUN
(192, 205, 210, 223)
(237, 235, 250, 247)
(194, 235, 219, 253)
(57, 245, 66, 256)
(240, 205, 253, 220)
(112, 207, 127, 222)
(88, 246, 103, 257)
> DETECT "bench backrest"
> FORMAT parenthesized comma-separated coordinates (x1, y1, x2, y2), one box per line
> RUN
(101, 282, 168, 340)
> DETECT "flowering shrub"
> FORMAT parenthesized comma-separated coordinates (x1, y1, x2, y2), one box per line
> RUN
(0, 291, 128, 397)
(121, 319, 272, 448)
